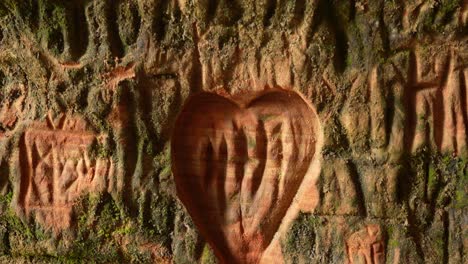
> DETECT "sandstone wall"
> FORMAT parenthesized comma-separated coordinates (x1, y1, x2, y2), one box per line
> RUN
(0, 0, 466, 263)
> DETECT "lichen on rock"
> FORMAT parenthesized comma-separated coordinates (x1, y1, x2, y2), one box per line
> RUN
(0, 0, 466, 263)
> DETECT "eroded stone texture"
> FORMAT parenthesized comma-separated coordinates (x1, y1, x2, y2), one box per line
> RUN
(17, 113, 113, 231)
(0, 83, 27, 137)
(346, 225, 385, 264)
(172, 88, 318, 263)
(0, 0, 466, 263)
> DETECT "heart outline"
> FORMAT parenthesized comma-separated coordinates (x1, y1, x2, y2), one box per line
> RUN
(171, 88, 318, 263)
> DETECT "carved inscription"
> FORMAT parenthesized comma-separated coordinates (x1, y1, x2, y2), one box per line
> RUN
(346, 225, 385, 264)
(18, 114, 112, 231)
(172, 88, 318, 263)
(404, 50, 468, 154)
(0, 83, 27, 136)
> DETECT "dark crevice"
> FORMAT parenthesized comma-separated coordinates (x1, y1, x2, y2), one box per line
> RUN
(170, 0, 182, 23)
(385, 81, 396, 145)
(395, 163, 408, 204)
(440, 1, 459, 25)
(291, 0, 306, 27)
(404, 51, 418, 152)
(411, 3, 424, 23)
(349, 0, 356, 21)
(105, 0, 124, 58)
(217, 136, 228, 214)
(250, 121, 267, 197)
(451, 107, 458, 153)
(459, 70, 468, 141)
(30, 0, 39, 30)
(0, 162, 9, 198)
(119, 85, 138, 214)
(378, 9, 390, 56)
(153, 0, 170, 42)
(204, 140, 214, 188)
(193, 236, 207, 261)
(263, 0, 277, 27)
(56, 83, 66, 94)
(2, 228, 10, 255)
(433, 54, 451, 150)
(67, 1, 89, 60)
(206, 0, 219, 24)
(77, 86, 89, 110)
(234, 126, 247, 185)
(14, 0, 39, 30)
(422, 153, 430, 202)
(190, 24, 203, 94)
(319, 0, 349, 73)
(48, 26, 65, 55)
(333, 29, 348, 73)
(8, 88, 21, 101)
(142, 191, 152, 227)
(0, 70, 5, 87)
(405, 201, 426, 262)
(346, 160, 367, 216)
(442, 210, 449, 264)
(18, 134, 30, 209)
(305, 1, 322, 44)
(132, 6, 142, 39)
(217, 0, 243, 26)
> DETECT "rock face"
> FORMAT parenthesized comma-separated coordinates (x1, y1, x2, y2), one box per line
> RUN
(172, 88, 319, 263)
(18, 114, 113, 232)
(0, 0, 466, 263)
(346, 225, 385, 264)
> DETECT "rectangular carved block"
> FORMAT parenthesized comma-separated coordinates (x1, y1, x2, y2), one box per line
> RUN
(17, 115, 112, 231)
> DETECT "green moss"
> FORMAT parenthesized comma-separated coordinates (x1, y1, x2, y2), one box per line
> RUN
(200, 244, 216, 264)
(0, 192, 34, 244)
(138, 192, 175, 248)
(439, 0, 461, 17)
(387, 226, 400, 248)
(0, 0, 34, 21)
(88, 140, 111, 161)
(0, 191, 12, 204)
(410, 151, 467, 209)
(283, 212, 318, 263)
(34, 194, 127, 263)
(26, 0, 67, 56)
(247, 135, 256, 148)
(154, 145, 172, 182)
(0, 2, 10, 18)
(420, 0, 461, 33)
(427, 163, 438, 199)
(453, 157, 468, 208)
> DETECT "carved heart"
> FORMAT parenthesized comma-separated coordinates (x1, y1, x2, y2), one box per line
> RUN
(171, 88, 318, 263)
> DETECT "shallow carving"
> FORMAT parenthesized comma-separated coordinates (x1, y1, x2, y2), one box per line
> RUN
(17, 114, 113, 231)
(403, 50, 468, 154)
(346, 225, 385, 264)
(0, 83, 27, 137)
(171, 88, 318, 263)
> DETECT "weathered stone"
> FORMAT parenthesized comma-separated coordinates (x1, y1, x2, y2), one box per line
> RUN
(0, 0, 466, 263)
